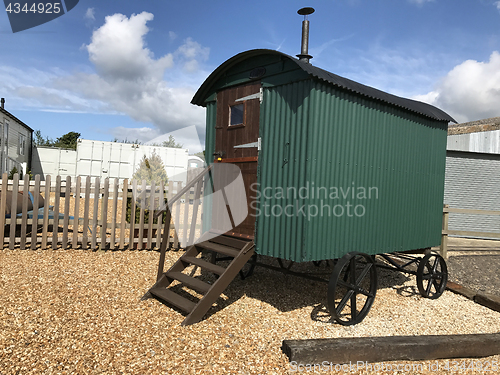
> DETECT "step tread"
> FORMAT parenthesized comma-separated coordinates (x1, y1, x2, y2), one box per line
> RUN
(197, 241, 240, 257)
(166, 271, 211, 294)
(208, 235, 250, 249)
(183, 256, 226, 275)
(149, 287, 197, 313)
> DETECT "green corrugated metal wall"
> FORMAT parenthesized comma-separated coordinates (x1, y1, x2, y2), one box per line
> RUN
(255, 81, 448, 261)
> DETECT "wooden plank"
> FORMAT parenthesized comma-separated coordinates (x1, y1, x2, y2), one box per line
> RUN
(119, 179, 128, 250)
(110, 178, 119, 250)
(62, 176, 71, 249)
(181, 243, 255, 326)
(31, 174, 40, 250)
(155, 208, 173, 281)
(149, 287, 196, 313)
(183, 256, 226, 276)
(188, 180, 203, 245)
(82, 176, 91, 250)
(9, 174, 19, 249)
(166, 271, 211, 294)
(72, 176, 81, 248)
(443, 230, 500, 238)
(138, 179, 146, 249)
(209, 235, 250, 249)
(51, 175, 61, 250)
(91, 177, 100, 250)
(129, 180, 137, 249)
(20, 174, 30, 249)
(155, 181, 164, 248)
(216, 156, 258, 163)
(41, 175, 51, 249)
(445, 207, 500, 215)
(182, 184, 190, 248)
(147, 181, 155, 250)
(173, 181, 181, 249)
(100, 178, 109, 250)
(281, 333, 500, 364)
(475, 293, 500, 313)
(0, 173, 8, 248)
(196, 241, 240, 257)
(440, 204, 449, 259)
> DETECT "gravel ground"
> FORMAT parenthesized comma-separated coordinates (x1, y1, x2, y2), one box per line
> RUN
(1, 247, 500, 375)
(434, 237, 500, 295)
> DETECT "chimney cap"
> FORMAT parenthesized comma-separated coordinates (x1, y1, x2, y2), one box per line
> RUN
(297, 7, 315, 16)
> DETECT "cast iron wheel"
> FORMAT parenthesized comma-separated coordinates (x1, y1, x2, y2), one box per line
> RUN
(327, 252, 378, 326)
(239, 253, 257, 280)
(416, 253, 448, 299)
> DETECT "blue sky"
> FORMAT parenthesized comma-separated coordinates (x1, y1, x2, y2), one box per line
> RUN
(1, 0, 500, 152)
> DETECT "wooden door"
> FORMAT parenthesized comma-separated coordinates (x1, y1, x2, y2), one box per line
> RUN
(214, 82, 261, 239)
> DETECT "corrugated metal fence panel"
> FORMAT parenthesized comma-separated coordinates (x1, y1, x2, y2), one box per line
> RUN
(444, 151, 500, 235)
(256, 81, 448, 262)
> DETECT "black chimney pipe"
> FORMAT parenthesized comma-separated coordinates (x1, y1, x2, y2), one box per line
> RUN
(297, 7, 315, 63)
(1, 98, 4, 109)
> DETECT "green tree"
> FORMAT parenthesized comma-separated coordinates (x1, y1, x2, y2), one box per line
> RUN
(132, 151, 168, 185)
(34, 130, 80, 150)
(161, 135, 183, 148)
(191, 150, 205, 161)
(53, 131, 80, 150)
(33, 130, 53, 147)
(128, 151, 168, 224)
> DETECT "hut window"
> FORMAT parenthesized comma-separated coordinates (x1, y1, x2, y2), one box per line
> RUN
(229, 104, 245, 126)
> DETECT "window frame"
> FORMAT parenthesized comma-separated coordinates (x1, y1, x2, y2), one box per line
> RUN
(18, 133, 26, 156)
(228, 101, 246, 129)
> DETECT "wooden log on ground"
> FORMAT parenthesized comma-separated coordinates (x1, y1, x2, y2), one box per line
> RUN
(475, 293, 500, 313)
(282, 333, 500, 364)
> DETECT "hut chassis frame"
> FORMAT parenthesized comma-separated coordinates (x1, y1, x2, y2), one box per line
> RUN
(211, 248, 448, 325)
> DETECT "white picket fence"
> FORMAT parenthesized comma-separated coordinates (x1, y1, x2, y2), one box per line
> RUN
(0, 173, 206, 250)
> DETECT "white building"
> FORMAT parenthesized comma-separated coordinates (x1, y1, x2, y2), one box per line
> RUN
(32, 139, 190, 183)
(0, 98, 33, 175)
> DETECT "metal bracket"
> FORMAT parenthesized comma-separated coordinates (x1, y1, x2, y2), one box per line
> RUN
(235, 88, 263, 104)
(234, 138, 261, 150)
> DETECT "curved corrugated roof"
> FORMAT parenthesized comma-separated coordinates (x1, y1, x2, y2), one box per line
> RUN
(192, 49, 456, 123)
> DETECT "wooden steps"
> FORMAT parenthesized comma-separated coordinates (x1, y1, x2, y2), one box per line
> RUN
(143, 235, 255, 326)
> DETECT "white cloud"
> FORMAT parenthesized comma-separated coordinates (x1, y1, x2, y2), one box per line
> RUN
(175, 37, 210, 72)
(4, 12, 209, 141)
(408, 0, 434, 5)
(495, 1, 500, 11)
(169, 31, 178, 41)
(86, 12, 173, 81)
(84, 8, 95, 21)
(414, 51, 500, 123)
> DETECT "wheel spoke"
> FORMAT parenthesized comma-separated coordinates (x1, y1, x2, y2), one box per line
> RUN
(328, 252, 377, 325)
(355, 263, 372, 286)
(431, 258, 439, 273)
(432, 278, 442, 292)
(337, 289, 355, 314)
(425, 277, 434, 294)
(351, 293, 357, 320)
(357, 287, 374, 298)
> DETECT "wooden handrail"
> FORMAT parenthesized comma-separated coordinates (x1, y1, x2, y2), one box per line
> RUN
(154, 165, 212, 219)
(440, 204, 500, 259)
(443, 207, 500, 216)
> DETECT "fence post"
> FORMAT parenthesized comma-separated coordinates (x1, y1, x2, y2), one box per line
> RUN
(440, 204, 449, 260)
(0, 173, 7, 248)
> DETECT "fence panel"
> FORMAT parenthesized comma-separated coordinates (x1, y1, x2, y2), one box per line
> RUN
(0, 173, 206, 250)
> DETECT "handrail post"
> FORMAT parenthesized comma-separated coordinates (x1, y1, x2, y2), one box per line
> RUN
(441, 204, 449, 260)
